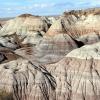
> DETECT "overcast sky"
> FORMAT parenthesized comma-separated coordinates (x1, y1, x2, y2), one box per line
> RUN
(0, 0, 100, 17)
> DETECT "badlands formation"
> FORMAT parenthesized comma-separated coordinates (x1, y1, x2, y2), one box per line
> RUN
(0, 8, 100, 100)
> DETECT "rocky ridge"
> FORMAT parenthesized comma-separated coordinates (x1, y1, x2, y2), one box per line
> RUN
(0, 8, 100, 100)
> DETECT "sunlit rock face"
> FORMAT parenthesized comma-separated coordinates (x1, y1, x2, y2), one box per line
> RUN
(1, 42, 100, 100)
(0, 8, 100, 100)
(45, 42, 100, 100)
(0, 14, 49, 35)
(46, 8, 100, 45)
(0, 19, 8, 29)
(0, 18, 13, 32)
(0, 49, 56, 100)
(0, 14, 51, 45)
(15, 34, 78, 64)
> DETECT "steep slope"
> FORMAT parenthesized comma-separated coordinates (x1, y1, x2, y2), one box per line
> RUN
(0, 14, 52, 45)
(15, 34, 78, 64)
(0, 23, 2, 29)
(45, 42, 100, 100)
(0, 48, 56, 100)
(0, 8, 100, 100)
(1, 36, 100, 100)
(0, 17, 13, 30)
(0, 14, 49, 35)
(46, 8, 100, 44)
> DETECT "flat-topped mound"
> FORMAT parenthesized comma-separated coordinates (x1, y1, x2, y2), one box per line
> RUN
(18, 14, 40, 18)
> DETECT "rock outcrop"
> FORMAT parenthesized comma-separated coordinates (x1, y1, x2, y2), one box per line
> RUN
(45, 42, 100, 100)
(0, 14, 58, 45)
(0, 48, 56, 100)
(15, 34, 78, 64)
(0, 8, 100, 100)
(1, 38, 100, 100)
(46, 8, 100, 45)
(0, 14, 49, 36)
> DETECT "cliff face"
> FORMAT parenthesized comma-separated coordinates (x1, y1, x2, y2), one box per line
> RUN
(0, 8, 100, 100)
(47, 8, 100, 45)
(0, 14, 51, 45)
(46, 42, 100, 100)
(1, 40, 100, 100)
(0, 56, 56, 100)
(0, 14, 49, 35)
(15, 34, 78, 64)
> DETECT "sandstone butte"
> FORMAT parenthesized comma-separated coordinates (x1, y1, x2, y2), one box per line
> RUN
(0, 8, 100, 100)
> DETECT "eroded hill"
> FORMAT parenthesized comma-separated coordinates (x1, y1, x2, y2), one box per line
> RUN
(0, 8, 100, 100)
